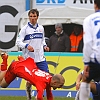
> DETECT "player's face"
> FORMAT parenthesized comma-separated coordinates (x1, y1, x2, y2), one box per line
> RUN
(29, 12, 38, 25)
(94, 3, 99, 11)
(52, 83, 64, 90)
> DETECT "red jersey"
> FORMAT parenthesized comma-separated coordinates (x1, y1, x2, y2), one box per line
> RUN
(5, 57, 53, 100)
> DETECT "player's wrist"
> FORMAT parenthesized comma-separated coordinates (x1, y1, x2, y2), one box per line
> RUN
(25, 44, 29, 48)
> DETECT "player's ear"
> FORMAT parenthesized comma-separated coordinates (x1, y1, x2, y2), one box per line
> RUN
(53, 80, 58, 85)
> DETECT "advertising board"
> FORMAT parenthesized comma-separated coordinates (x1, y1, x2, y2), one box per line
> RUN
(0, 52, 91, 98)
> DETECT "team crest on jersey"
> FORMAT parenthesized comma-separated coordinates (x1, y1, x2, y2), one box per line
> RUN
(39, 29, 43, 32)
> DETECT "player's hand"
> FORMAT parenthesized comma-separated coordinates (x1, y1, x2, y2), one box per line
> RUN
(44, 46, 49, 51)
(76, 82, 81, 90)
(27, 45, 34, 52)
(83, 66, 89, 78)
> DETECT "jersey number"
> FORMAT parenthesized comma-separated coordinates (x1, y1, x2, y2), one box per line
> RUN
(94, 20, 100, 39)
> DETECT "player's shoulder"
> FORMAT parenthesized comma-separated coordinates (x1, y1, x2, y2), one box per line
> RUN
(84, 13, 96, 22)
(20, 24, 28, 30)
(38, 24, 44, 29)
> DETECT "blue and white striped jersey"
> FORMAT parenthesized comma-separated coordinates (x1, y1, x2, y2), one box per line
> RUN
(16, 22, 47, 62)
(83, 10, 100, 66)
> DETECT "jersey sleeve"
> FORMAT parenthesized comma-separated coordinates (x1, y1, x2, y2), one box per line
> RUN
(16, 26, 28, 49)
(42, 26, 47, 47)
(83, 16, 93, 66)
(46, 85, 53, 100)
(36, 83, 44, 100)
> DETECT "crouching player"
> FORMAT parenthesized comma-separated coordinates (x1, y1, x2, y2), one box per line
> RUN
(0, 53, 65, 100)
(75, 71, 100, 100)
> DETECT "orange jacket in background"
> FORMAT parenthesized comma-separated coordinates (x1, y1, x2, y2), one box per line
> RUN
(70, 31, 83, 52)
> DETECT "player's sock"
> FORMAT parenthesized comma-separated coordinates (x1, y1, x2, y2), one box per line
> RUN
(75, 90, 80, 100)
(18, 55, 25, 61)
(79, 82, 90, 100)
(26, 83, 32, 100)
(1, 53, 8, 71)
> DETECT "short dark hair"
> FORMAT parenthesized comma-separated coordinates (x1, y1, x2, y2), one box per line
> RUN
(94, 0, 100, 8)
(28, 9, 39, 17)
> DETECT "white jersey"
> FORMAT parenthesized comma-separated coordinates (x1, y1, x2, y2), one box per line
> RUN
(16, 22, 47, 62)
(83, 10, 100, 65)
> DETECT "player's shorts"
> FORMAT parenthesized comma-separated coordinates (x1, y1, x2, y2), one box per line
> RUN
(36, 60, 49, 72)
(86, 62, 100, 81)
(92, 82, 100, 100)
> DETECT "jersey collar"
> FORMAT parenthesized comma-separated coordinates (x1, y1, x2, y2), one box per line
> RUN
(95, 10, 100, 12)
(28, 22, 38, 29)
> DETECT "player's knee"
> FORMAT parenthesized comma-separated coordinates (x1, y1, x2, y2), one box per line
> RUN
(0, 85, 7, 88)
(0, 78, 9, 88)
(26, 81, 31, 87)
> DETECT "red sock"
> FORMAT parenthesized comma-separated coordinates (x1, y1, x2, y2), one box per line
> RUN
(1, 60, 7, 71)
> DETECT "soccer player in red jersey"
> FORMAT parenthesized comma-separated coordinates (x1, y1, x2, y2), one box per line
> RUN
(0, 53, 65, 100)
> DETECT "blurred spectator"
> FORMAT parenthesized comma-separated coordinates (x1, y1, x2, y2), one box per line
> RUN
(47, 23, 71, 52)
(77, 38, 83, 52)
(70, 25, 83, 52)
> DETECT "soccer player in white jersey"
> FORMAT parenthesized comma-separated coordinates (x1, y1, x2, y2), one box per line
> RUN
(16, 9, 49, 100)
(79, 0, 100, 100)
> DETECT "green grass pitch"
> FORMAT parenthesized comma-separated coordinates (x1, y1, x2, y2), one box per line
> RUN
(0, 96, 92, 100)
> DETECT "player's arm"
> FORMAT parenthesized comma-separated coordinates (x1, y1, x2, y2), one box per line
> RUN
(83, 17, 92, 67)
(46, 85, 53, 100)
(16, 27, 28, 49)
(36, 85, 44, 100)
(76, 72, 83, 90)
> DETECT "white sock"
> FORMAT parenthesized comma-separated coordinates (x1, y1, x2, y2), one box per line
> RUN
(79, 82, 90, 100)
(75, 90, 80, 100)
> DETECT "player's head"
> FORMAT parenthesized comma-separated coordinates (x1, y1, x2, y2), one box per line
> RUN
(50, 74, 65, 90)
(28, 9, 39, 25)
(28, 9, 39, 17)
(94, 0, 100, 11)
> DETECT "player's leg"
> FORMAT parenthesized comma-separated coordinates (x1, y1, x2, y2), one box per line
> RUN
(79, 66, 91, 100)
(79, 77, 90, 100)
(0, 53, 8, 87)
(75, 81, 97, 100)
(79, 62, 100, 100)
(26, 81, 32, 100)
(0, 53, 17, 88)
(75, 90, 80, 100)
(91, 82, 100, 100)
